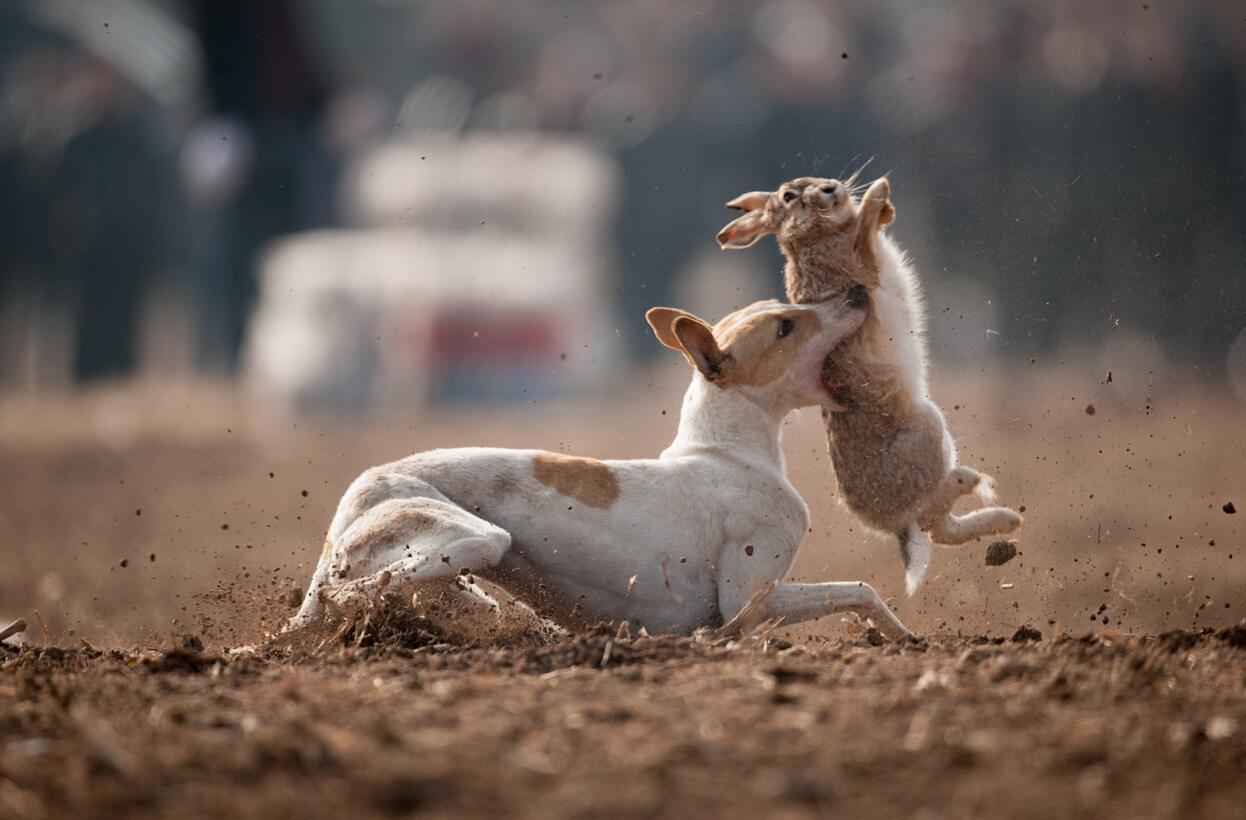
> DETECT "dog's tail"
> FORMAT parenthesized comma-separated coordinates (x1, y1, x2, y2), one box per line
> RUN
(899, 522, 931, 597)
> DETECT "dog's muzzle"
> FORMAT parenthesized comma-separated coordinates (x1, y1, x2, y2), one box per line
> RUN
(845, 285, 869, 309)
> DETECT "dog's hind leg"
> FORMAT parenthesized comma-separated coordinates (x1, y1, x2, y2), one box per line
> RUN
(289, 496, 511, 628)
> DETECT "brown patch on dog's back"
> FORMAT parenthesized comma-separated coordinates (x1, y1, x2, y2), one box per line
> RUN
(532, 453, 619, 509)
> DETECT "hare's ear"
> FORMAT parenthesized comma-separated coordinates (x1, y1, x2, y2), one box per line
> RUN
(716, 209, 773, 249)
(671, 315, 728, 381)
(725, 191, 771, 211)
(645, 306, 698, 351)
(860, 177, 895, 226)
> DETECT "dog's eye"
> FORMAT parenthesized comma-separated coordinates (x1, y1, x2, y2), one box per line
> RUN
(777, 318, 794, 338)
(782, 190, 798, 203)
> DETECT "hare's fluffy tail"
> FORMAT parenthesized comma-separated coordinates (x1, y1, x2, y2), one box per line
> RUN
(899, 522, 932, 597)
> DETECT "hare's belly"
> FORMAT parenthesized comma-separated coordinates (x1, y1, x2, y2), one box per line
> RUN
(826, 410, 949, 531)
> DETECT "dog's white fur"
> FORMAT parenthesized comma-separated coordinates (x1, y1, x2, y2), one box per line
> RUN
(290, 296, 911, 639)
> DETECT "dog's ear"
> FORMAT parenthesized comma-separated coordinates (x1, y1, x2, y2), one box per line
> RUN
(725, 191, 771, 211)
(716, 208, 773, 249)
(672, 315, 729, 381)
(646, 307, 699, 351)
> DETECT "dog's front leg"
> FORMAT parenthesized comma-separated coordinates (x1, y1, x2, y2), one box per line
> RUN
(715, 533, 909, 639)
(760, 582, 912, 639)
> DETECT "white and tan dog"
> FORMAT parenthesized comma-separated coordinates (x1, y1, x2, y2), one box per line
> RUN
(290, 293, 911, 639)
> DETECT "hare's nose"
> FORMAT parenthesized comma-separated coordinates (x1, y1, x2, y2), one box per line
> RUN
(821, 185, 837, 195)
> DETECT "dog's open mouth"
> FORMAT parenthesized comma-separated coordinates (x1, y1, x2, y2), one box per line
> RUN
(820, 350, 853, 407)
(821, 354, 836, 394)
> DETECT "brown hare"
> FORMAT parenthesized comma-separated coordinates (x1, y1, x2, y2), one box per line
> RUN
(718, 175, 1022, 594)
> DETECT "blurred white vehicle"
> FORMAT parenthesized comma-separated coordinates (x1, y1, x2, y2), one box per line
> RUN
(245, 135, 619, 414)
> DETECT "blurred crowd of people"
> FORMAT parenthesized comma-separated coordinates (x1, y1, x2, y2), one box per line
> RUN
(0, 0, 1243, 386)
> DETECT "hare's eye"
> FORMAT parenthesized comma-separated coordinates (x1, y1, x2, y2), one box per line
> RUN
(777, 318, 794, 338)
(821, 185, 835, 195)
(782, 190, 798, 203)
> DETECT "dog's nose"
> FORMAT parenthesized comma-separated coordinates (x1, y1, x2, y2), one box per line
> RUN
(845, 285, 869, 309)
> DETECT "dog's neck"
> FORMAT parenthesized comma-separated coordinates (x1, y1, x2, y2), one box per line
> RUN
(663, 376, 787, 469)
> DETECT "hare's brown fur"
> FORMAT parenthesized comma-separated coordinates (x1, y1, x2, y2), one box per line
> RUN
(718, 175, 1022, 593)
(777, 182, 942, 528)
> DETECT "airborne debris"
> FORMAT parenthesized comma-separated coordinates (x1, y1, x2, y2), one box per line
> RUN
(985, 541, 1018, 566)
(1224, 502, 1237, 515)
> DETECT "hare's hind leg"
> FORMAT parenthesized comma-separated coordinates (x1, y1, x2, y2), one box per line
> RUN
(924, 466, 984, 518)
(911, 465, 978, 547)
(928, 508, 1022, 545)
(919, 466, 1022, 546)
(290, 497, 511, 627)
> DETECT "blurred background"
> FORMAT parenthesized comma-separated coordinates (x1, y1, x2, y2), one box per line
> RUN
(0, 0, 1243, 645)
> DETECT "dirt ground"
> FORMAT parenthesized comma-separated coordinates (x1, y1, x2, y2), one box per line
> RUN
(1, 623, 1244, 819)
(1, 367, 1244, 818)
